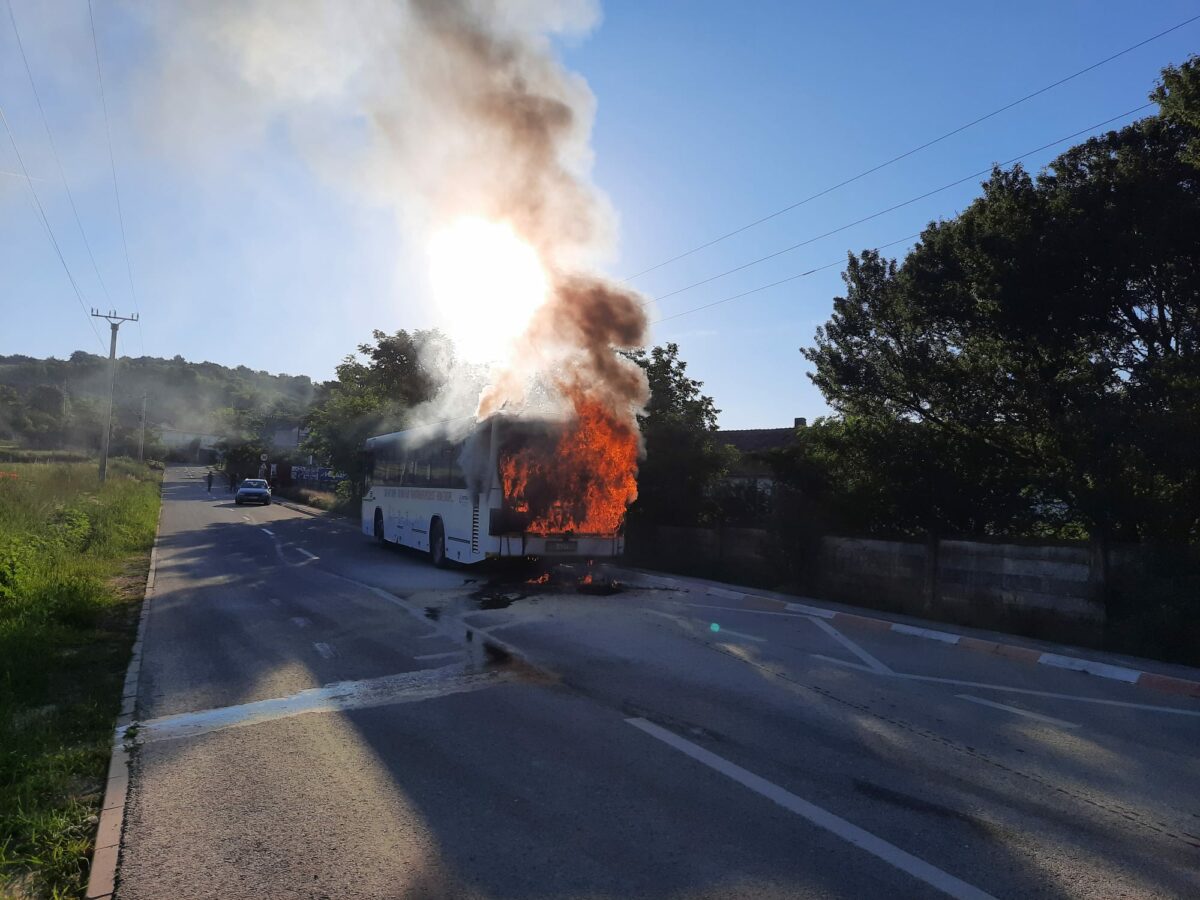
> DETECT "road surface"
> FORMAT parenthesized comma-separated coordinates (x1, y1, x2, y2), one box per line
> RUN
(115, 466, 1200, 898)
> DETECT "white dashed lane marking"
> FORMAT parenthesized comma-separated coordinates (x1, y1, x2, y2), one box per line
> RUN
(313, 642, 336, 659)
(260, 528, 275, 536)
(290, 617, 311, 629)
(295, 547, 319, 560)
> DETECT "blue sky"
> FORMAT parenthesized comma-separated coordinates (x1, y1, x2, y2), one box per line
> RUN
(1, 1, 1197, 428)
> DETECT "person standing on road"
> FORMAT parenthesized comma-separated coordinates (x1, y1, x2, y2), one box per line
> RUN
(206, 470, 213, 493)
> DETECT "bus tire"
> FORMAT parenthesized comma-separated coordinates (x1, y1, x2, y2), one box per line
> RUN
(430, 518, 447, 568)
(374, 508, 385, 545)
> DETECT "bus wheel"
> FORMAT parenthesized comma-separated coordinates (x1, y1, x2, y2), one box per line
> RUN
(430, 519, 447, 568)
(374, 509, 385, 544)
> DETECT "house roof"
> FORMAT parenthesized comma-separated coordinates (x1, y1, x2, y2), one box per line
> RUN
(718, 427, 797, 454)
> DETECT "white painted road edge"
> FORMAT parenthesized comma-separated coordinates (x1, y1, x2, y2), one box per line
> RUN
(86, 491, 164, 899)
(1036, 652, 1141, 683)
(626, 718, 997, 900)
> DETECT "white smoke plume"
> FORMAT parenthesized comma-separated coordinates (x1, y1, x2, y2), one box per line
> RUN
(136, 0, 649, 428)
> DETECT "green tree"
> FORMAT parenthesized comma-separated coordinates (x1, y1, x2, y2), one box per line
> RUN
(1153, 54, 1200, 166)
(303, 329, 449, 493)
(802, 68, 1200, 541)
(625, 343, 731, 526)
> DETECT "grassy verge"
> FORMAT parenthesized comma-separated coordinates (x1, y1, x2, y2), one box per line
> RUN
(0, 459, 161, 899)
(273, 484, 355, 516)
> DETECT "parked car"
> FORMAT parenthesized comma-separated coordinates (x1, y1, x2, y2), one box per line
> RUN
(235, 478, 272, 505)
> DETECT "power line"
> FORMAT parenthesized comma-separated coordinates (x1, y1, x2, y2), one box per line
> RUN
(1, 166, 46, 180)
(0, 104, 104, 350)
(622, 12, 1200, 282)
(645, 104, 1152, 307)
(6, 0, 115, 308)
(88, 0, 143, 355)
(650, 233, 922, 326)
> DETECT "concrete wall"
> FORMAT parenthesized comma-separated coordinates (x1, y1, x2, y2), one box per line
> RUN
(626, 524, 770, 585)
(818, 536, 1105, 642)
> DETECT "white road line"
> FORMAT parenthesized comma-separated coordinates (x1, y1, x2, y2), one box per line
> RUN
(295, 547, 319, 560)
(812, 654, 879, 674)
(816, 655, 1200, 717)
(312, 642, 335, 659)
(1036, 653, 1141, 683)
(241, 515, 251, 522)
(269, 597, 282, 607)
(785, 602, 836, 619)
(806, 616, 893, 674)
(626, 718, 996, 900)
(289, 617, 311, 629)
(260, 528, 275, 537)
(124, 666, 510, 744)
(681, 603, 809, 619)
(956, 695, 1081, 729)
(891, 623, 960, 644)
(415, 651, 463, 661)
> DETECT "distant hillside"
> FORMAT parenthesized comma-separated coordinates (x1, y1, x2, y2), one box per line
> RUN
(0, 351, 314, 452)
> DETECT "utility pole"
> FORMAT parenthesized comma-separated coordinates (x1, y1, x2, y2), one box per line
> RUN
(137, 392, 148, 461)
(91, 309, 139, 483)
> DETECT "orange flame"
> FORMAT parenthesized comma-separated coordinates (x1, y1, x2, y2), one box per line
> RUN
(526, 572, 551, 585)
(500, 395, 638, 536)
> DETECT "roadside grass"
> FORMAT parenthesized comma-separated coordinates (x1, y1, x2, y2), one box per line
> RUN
(0, 451, 92, 466)
(0, 460, 161, 900)
(273, 484, 355, 516)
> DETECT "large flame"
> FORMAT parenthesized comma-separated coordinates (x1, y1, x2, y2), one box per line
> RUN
(428, 217, 549, 362)
(500, 393, 639, 536)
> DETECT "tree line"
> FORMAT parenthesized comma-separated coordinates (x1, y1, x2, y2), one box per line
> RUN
(779, 56, 1200, 545)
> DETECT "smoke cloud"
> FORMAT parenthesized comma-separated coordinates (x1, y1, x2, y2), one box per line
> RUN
(137, 0, 649, 428)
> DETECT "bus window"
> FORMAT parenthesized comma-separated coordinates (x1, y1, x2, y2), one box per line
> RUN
(363, 449, 375, 489)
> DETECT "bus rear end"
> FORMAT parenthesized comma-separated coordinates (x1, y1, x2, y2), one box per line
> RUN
(480, 410, 635, 561)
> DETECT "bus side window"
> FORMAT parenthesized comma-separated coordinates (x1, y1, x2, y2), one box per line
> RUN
(364, 449, 375, 488)
(381, 444, 396, 485)
(431, 443, 453, 488)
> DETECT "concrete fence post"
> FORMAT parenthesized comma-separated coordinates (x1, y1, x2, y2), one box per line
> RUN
(923, 533, 940, 615)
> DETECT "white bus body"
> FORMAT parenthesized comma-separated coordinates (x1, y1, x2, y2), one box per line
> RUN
(361, 419, 625, 566)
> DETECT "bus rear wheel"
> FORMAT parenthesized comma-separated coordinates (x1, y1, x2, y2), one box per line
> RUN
(430, 519, 447, 568)
(374, 509, 385, 545)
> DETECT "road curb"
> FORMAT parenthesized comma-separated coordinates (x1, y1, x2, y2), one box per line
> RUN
(85, 495, 162, 899)
(272, 498, 358, 531)
(618, 569, 1200, 700)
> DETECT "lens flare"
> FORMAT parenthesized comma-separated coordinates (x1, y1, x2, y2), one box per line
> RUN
(428, 217, 549, 362)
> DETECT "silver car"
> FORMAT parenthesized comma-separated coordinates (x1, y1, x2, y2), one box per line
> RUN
(235, 478, 272, 505)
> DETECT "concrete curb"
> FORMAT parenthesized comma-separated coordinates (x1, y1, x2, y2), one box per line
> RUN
(272, 498, 358, 531)
(623, 571, 1200, 700)
(86, 499, 162, 899)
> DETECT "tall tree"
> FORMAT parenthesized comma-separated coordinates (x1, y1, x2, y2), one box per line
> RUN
(303, 329, 449, 491)
(625, 343, 731, 526)
(803, 67, 1200, 541)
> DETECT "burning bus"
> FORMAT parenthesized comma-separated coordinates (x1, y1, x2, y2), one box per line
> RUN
(361, 403, 637, 566)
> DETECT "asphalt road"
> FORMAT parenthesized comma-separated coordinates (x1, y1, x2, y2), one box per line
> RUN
(115, 466, 1200, 899)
